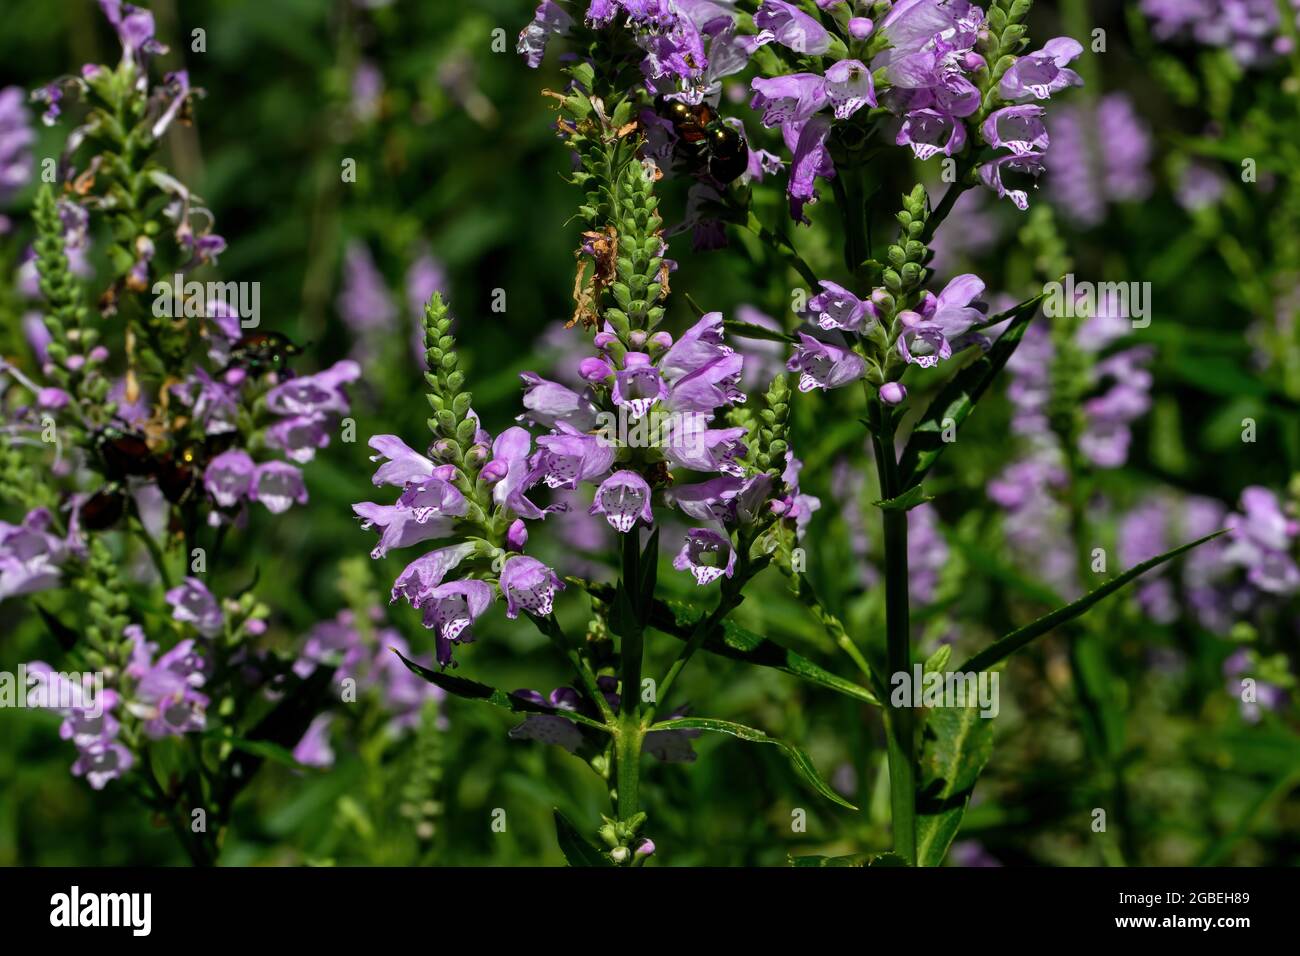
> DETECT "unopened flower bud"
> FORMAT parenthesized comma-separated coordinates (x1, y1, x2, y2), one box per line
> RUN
(480, 458, 508, 482)
(848, 17, 873, 39)
(879, 382, 907, 405)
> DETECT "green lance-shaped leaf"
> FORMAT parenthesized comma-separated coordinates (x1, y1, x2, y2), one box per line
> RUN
(958, 530, 1227, 674)
(915, 703, 995, 867)
(897, 290, 1045, 488)
(395, 650, 610, 732)
(650, 716, 858, 810)
(723, 318, 798, 345)
(574, 580, 878, 705)
(553, 809, 613, 867)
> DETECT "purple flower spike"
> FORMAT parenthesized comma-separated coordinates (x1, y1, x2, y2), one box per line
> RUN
(672, 529, 737, 585)
(590, 470, 655, 533)
(203, 449, 254, 507)
(825, 60, 877, 119)
(250, 461, 308, 514)
(787, 333, 866, 392)
(999, 37, 1084, 101)
(165, 576, 223, 638)
(420, 579, 495, 666)
(501, 555, 565, 618)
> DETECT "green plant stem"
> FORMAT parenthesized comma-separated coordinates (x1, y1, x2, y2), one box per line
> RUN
(538, 612, 614, 723)
(873, 415, 917, 864)
(616, 531, 645, 821)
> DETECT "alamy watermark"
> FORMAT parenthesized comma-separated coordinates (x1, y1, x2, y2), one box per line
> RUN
(152, 272, 260, 328)
(0, 665, 105, 718)
(1042, 273, 1150, 329)
(889, 665, 1000, 718)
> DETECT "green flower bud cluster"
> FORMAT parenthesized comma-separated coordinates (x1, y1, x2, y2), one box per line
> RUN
(420, 293, 494, 534)
(32, 186, 111, 421)
(557, 60, 668, 347)
(597, 810, 647, 866)
(754, 372, 792, 478)
(399, 700, 446, 847)
(74, 537, 133, 676)
(865, 186, 930, 384)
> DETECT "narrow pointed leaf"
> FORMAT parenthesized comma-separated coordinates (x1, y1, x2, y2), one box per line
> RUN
(575, 579, 878, 705)
(553, 809, 612, 867)
(650, 716, 857, 810)
(916, 703, 995, 867)
(897, 291, 1044, 488)
(723, 318, 798, 344)
(394, 649, 609, 731)
(959, 530, 1227, 674)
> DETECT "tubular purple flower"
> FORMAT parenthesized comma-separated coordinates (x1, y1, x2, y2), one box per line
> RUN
(825, 60, 877, 119)
(749, 74, 829, 128)
(367, 434, 438, 487)
(808, 280, 870, 331)
(612, 353, 669, 419)
(981, 105, 1050, 156)
(672, 528, 737, 584)
(518, 1, 574, 69)
(500, 554, 565, 618)
(999, 38, 1084, 101)
(786, 115, 835, 223)
(519, 372, 599, 430)
(203, 449, 254, 507)
(165, 577, 223, 638)
(265, 359, 360, 417)
(753, 0, 832, 54)
(590, 470, 655, 532)
(420, 579, 495, 666)
(265, 415, 331, 464)
(391, 542, 479, 607)
(787, 333, 866, 391)
(534, 422, 617, 488)
(250, 460, 308, 514)
(896, 108, 967, 160)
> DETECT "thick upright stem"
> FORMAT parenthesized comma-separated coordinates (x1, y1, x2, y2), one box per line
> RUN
(874, 421, 917, 864)
(616, 531, 644, 821)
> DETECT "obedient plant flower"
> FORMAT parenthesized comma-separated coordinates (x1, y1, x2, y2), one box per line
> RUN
(0, 508, 67, 601)
(752, 0, 832, 55)
(787, 333, 866, 391)
(501, 554, 565, 617)
(1223, 487, 1300, 595)
(673, 528, 737, 584)
(590, 469, 655, 532)
(999, 38, 1084, 101)
(165, 577, 224, 638)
